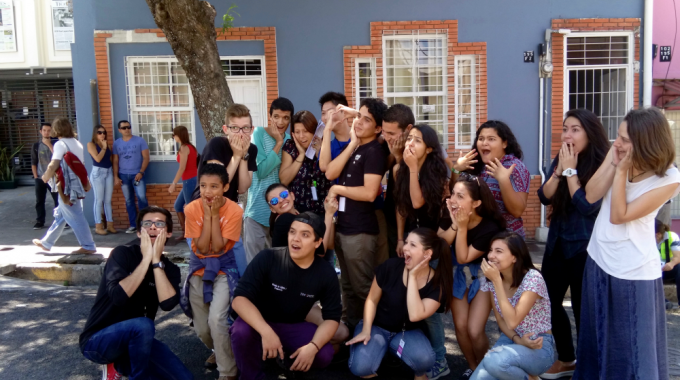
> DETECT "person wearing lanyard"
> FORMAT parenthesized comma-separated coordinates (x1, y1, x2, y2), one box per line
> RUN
(656, 219, 680, 310)
(346, 228, 452, 380)
(438, 173, 505, 378)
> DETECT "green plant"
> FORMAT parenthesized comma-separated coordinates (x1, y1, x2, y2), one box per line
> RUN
(0, 145, 24, 182)
(220, 4, 239, 35)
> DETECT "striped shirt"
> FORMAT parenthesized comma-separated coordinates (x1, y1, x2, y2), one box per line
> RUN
(244, 126, 290, 226)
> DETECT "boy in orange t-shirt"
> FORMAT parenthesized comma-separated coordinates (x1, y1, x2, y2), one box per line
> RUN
(184, 163, 242, 380)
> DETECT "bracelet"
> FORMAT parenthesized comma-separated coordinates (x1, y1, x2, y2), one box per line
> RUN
(452, 167, 460, 174)
(309, 341, 320, 352)
(450, 225, 458, 232)
(610, 160, 616, 166)
(511, 334, 519, 343)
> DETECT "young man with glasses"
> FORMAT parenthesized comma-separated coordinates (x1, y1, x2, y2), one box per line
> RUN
(196, 104, 258, 277)
(80, 206, 192, 380)
(183, 163, 243, 380)
(112, 120, 150, 233)
(243, 97, 294, 264)
(31, 122, 59, 229)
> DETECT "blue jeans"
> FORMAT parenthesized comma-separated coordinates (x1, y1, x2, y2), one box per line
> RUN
(41, 199, 95, 251)
(423, 312, 446, 363)
(188, 237, 247, 276)
(174, 176, 196, 213)
(348, 320, 435, 377)
(471, 333, 556, 380)
(91, 166, 114, 223)
(82, 317, 192, 380)
(120, 173, 148, 228)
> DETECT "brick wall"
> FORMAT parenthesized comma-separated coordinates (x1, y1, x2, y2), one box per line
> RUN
(549, 18, 641, 157)
(94, 27, 279, 230)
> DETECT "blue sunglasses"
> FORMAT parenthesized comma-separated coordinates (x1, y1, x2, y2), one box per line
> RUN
(269, 190, 289, 206)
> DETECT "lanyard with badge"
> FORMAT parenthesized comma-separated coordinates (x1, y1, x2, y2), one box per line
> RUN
(311, 180, 318, 201)
(339, 144, 360, 213)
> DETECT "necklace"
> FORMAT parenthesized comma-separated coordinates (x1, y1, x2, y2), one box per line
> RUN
(629, 170, 647, 182)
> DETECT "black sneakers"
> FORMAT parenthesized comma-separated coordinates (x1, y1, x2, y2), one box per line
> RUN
(33, 222, 44, 230)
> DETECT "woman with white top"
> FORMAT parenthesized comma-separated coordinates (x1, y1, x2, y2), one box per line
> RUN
(575, 107, 680, 379)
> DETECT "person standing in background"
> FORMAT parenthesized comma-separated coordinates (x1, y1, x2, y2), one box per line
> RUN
(87, 124, 116, 235)
(31, 122, 59, 230)
(112, 120, 150, 234)
(168, 126, 198, 241)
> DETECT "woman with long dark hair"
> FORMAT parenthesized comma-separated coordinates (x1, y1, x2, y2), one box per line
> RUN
(437, 174, 506, 378)
(575, 108, 680, 379)
(347, 228, 453, 380)
(452, 121, 530, 238)
(472, 231, 556, 380)
(279, 110, 332, 214)
(168, 125, 198, 240)
(393, 124, 449, 254)
(87, 124, 115, 235)
(537, 109, 609, 379)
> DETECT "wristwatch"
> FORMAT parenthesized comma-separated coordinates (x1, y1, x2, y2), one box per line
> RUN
(562, 168, 578, 177)
(242, 152, 250, 161)
(152, 262, 165, 270)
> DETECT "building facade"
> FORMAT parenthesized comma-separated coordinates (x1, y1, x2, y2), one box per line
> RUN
(71, 0, 645, 238)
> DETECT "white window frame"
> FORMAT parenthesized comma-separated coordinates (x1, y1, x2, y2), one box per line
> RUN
(221, 55, 268, 127)
(354, 58, 377, 106)
(562, 31, 635, 139)
(125, 56, 196, 162)
(454, 55, 476, 150)
(382, 33, 449, 148)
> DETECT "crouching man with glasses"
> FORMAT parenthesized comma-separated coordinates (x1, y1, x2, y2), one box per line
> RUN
(80, 206, 193, 380)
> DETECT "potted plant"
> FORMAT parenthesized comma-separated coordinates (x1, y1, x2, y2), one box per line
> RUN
(0, 145, 24, 189)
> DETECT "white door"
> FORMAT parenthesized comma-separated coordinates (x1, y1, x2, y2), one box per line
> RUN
(227, 77, 265, 127)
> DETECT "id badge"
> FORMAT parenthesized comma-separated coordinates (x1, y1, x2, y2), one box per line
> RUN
(396, 339, 405, 358)
(339, 197, 346, 212)
(311, 186, 318, 201)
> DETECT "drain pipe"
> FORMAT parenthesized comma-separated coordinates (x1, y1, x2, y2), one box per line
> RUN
(643, 0, 653, 107)
(538, 76, 546, 229)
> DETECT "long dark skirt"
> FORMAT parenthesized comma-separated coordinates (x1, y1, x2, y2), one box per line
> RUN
(573, 256, 668, 380)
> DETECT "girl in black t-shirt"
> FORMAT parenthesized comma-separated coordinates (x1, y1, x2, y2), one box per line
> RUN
(437, 173, 506, 378)
(347, 228, 453, 380)
(393, 124, 449, 256)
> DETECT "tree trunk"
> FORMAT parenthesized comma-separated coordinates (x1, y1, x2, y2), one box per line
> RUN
(145, 0, 232, 140)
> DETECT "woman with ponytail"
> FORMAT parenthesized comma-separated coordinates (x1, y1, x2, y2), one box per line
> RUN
(347, 228, 453, 380)
(438, 173, 506, 378)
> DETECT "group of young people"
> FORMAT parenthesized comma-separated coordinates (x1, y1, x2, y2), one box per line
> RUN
(30, 91, 678, 380)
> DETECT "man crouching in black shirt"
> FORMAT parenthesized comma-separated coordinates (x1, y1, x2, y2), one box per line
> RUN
(230, 212, 341, 380)
(80, 206, 192, 380)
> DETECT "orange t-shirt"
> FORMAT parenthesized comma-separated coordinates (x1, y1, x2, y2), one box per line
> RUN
(184, 197, 243, 276)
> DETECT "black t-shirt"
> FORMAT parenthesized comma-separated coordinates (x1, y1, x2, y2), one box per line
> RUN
(271, 213, 326, 257)
(233, 247, 341, 323)
(439, 216, 502, 265)
(79, 245, 181, 351)
(336, 139, 387, 235)
(374, 258, 442, 332)
(193, 136, 258, 202)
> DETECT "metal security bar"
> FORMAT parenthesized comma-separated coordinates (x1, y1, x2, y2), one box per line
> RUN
(0, 78, 76, 178)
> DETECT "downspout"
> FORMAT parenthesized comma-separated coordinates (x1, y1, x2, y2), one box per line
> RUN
(538, 77, 545, 228)
(643, 0, 654, 107)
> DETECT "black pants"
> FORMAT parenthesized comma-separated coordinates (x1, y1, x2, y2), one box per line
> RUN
(663, 263, 680, 303)
(541, 239, 587, 362)
(35, 178, 59, 224)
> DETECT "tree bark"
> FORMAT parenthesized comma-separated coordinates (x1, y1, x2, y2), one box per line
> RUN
(145, 0, 232, 140)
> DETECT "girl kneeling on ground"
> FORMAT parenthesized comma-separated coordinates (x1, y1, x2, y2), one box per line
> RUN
(347, 228, 453, 380)
(472, 232, 556, 380)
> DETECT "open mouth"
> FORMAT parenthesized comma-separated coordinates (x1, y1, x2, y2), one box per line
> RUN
(290, 243, 301, 252)
(404, 253, 412, 266)
(205, 196, 215, 205)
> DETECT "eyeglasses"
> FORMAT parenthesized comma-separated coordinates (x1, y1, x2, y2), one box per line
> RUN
(97, 131, 106, 135)
(228, 125, 253, 133)
(460, 172, 480, 186)
(269, 190, 289, 206)
(119, 126, 131, 130)
(141, 220, 167, 228)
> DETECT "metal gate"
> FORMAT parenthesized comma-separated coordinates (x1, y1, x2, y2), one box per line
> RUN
(0, 77, 76, 182)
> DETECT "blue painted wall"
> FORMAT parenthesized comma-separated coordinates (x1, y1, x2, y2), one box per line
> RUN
(73, 0, 644, 224)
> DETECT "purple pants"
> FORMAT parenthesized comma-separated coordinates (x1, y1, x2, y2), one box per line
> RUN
(229, 317, 334, 380)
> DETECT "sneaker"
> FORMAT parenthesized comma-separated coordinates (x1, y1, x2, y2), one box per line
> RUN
(666, 301, 680, 310)
(461, 369, 473, 379)
(64, 224, 71, 229)
(102, 363, 122, 380)
(32, 239, 50, 251)
(426, 358, 451, 380)
(126, 227, 137, 234)
(71, 247, 97, 254)
(204, 351, 217, 369)
(33, 222, 44, 230)
(540, 360, 576, 379)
